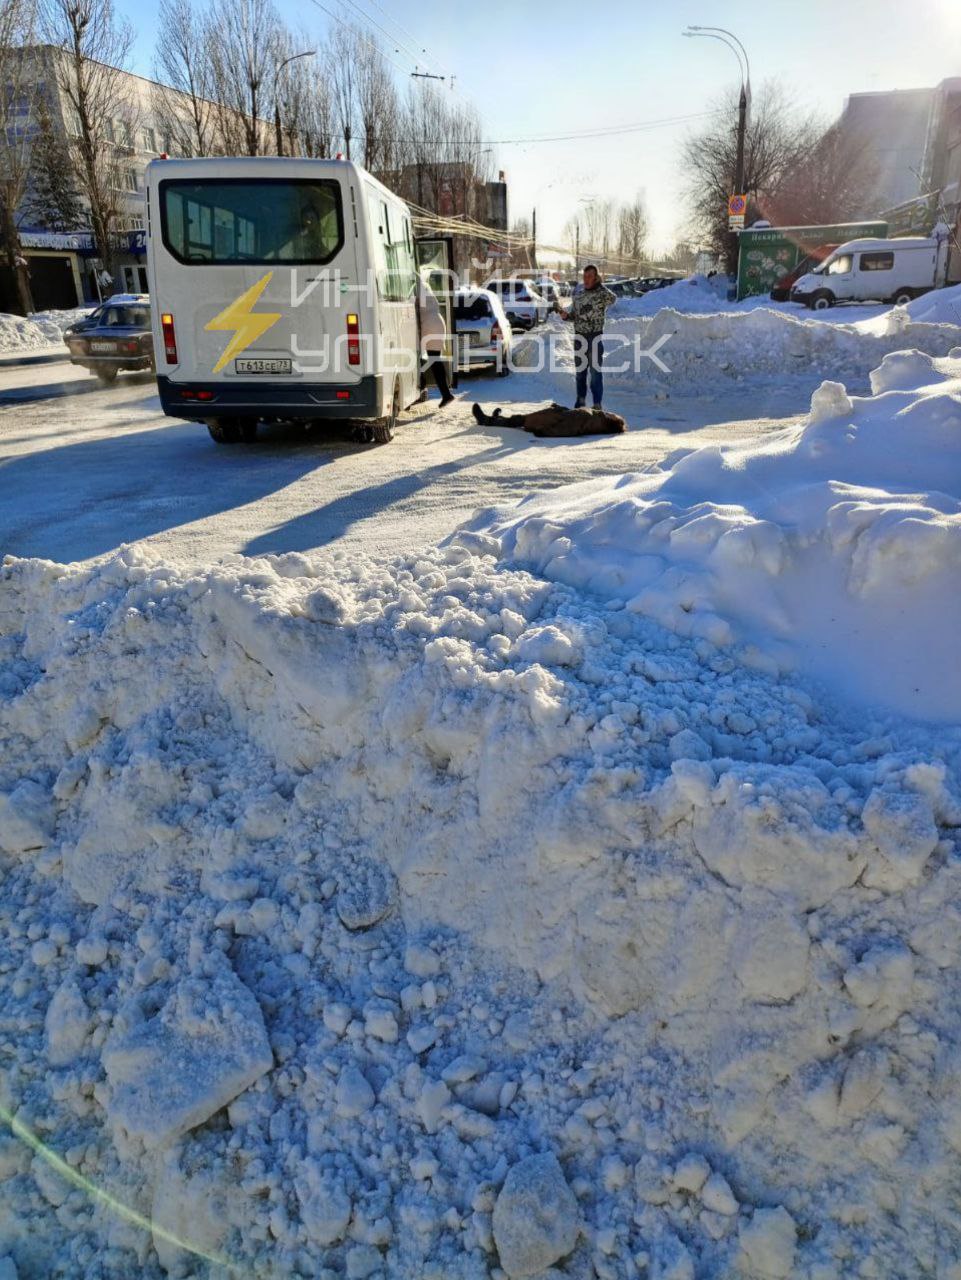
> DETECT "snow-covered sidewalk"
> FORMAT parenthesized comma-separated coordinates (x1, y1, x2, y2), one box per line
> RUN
(2, 341, 961, 1277)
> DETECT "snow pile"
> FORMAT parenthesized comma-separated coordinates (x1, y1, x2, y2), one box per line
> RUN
(28, 307, 94, 344)
(0, 307, 92, 352)
(0, 312, 59, 352)
(616, 274, 734, 317)
(464, 349, 961, 720)
(519, 300, 961, 398)
(856, 282, 961, 335)
(2, 443, 961, 1277)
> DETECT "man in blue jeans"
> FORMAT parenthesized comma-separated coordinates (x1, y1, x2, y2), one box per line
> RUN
(567, 264, 617, 408)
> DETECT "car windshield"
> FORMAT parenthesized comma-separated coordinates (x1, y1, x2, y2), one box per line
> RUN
(813, 254, 853, 276)
(102, 306, 150, 327)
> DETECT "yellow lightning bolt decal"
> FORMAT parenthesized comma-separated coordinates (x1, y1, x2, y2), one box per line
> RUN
(205, 272, 282, 373)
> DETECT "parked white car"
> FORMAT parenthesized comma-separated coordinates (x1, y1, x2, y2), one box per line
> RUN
(791, 235, 950, 309)
(482, 278, 549, 328)
(453, 287, 512, 374)
(533, 277, 561, 309)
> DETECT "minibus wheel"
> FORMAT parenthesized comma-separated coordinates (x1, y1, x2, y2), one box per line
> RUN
(373, 380, 400, 445)
(809, 291, 834, 311)
(891, 288, 914, 306)
(206, 417, 250, 444)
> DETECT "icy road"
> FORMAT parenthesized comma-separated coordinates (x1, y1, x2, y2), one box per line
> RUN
(0, 357, 800, 565)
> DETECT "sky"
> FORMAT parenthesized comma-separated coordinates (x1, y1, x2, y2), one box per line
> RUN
(118, 0, 961, 256)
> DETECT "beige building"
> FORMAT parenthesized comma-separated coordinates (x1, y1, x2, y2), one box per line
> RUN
(12, 46, 271, 307)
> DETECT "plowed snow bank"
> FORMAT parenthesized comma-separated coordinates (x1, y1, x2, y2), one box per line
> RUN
(1, 350, 961, 1278)
(464, 350, 961, 720)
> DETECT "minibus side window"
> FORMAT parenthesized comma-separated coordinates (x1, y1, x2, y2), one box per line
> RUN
(367, 193, 415, 302)
(859, 251, 894, 272)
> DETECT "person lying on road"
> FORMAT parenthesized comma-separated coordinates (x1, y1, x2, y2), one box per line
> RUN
(472, 401, 625, 437)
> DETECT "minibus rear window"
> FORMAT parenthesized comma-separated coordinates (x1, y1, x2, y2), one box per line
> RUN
(454, 296, 492, 321)
(159, 178, 344, 265)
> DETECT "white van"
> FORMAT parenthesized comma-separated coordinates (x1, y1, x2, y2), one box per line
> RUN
(791, 235, 949, 310)
(145, 156, 454, 445)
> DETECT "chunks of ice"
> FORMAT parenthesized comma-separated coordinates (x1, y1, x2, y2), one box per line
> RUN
(492, 1153, 580, 1277)
(101, 964, 272, 1148)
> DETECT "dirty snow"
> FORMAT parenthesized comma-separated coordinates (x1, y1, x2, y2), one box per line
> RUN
(2, 296, 961, 1278)
(3, 341, 961, 1272)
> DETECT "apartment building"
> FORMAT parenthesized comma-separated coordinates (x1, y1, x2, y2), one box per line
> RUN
(9, 46, 270, 309)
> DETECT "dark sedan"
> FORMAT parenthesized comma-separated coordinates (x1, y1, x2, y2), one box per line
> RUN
(64, 299, 154, 384)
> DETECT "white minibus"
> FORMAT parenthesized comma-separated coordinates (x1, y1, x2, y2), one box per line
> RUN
(145, 156, 454, 445)
(791, 235, 950, 310)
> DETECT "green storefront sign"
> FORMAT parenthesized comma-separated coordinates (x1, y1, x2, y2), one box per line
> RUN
(736, 221, 888, 300)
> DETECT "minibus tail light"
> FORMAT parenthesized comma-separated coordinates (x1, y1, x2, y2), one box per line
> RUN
(161, 312, 177, 364)
(346, 313, 360, 366)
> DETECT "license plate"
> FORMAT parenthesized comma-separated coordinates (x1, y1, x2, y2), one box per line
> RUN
(90, 341, 116, 353)
(235, 357, 292, 375)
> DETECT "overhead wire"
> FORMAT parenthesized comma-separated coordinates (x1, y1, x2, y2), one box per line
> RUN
(407, 202, 658, 272)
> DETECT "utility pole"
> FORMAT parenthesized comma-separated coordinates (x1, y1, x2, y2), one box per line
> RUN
(531, 207, 537, 269)
(730, 82, 747, 273)
(411, 72, 446, 210)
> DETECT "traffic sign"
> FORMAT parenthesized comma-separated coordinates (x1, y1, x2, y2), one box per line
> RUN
(728, 193, 746, 230)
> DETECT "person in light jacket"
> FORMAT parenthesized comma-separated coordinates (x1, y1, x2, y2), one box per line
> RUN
(416, 277, 455, 408)
(566, 264, 617, 409)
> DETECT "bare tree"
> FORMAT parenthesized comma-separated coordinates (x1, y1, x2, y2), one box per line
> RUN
(325, 22, 357, 161)
(682, 82, 818, 264)
(292, 59, 334, 159)
(762, 121, 880, 226)
(41, 0, 138, 282)
(562, 213, 579, 263)
(207, 0, 281, 156)
(0, 2, 42, 312)
(152, 0, 216, 156)
(581, 198, 615, 265)
(661, 240, 697, 273)
(617, 196, 648, 271)
(355, 30, 396, 174)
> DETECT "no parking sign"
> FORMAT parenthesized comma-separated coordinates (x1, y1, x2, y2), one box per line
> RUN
(728, 194, 747, 229)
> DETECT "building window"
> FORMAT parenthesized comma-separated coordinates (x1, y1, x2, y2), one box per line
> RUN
(120, 120, 133, 148)
(143, 127, 156, 152)
(104, 118, 115, 143)
(123, 169, 140, 192)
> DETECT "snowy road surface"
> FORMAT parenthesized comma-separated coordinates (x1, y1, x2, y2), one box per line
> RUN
(0, 360, 802, 564)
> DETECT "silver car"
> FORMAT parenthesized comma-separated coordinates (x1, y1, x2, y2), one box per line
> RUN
(453, 287, 513, 375)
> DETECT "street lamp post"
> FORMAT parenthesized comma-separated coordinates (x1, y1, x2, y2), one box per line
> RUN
(683, 26, 751, 273)
(274, 50, 316, 157)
